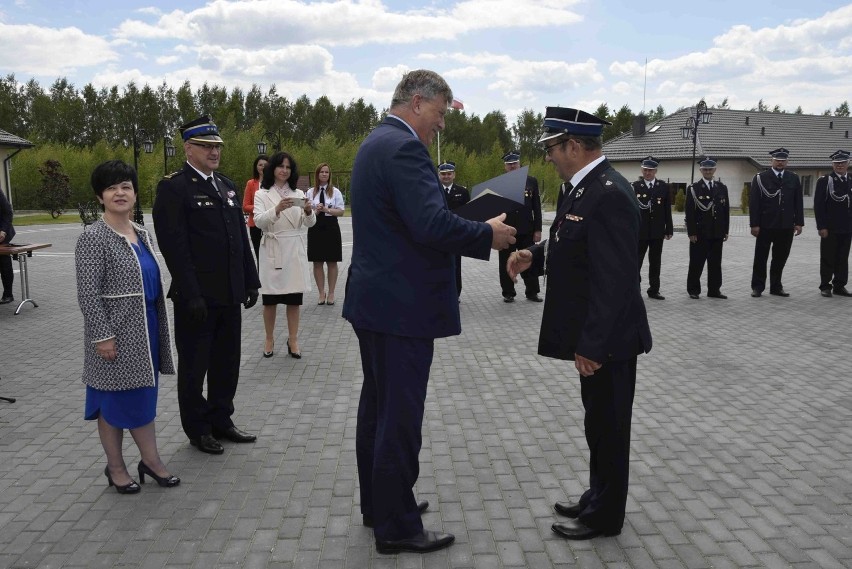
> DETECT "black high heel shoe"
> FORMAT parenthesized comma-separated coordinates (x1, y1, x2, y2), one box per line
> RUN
(263, 339, 274, 358)
(286, 339, 301, 359)
(104, 466, 140, 494)
(138, 461, 180, 487)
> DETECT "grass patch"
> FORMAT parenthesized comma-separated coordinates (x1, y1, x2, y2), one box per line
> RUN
(14, 213, 83, 226)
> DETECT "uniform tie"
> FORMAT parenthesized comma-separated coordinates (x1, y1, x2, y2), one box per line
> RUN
(777, 172, 783, 182)
(207, 176, 227, 201)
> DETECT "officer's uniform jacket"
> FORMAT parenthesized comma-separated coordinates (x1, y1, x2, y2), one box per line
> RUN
(152, 162, 261, 307)
(749, 169, 805, 229)
(632, 179, 673, 240)
(529, 159, 652, 364)
(814, 172, 852, 233)
(445, 183, 470, 211)
(505, 175, 542, 236)
(685, 179, 730, 239)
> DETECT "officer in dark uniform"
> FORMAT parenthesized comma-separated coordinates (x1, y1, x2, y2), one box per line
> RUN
(152, 116, 261, 455)
(749, 148, 804, 297)
(500, 150, 543, 302)
(508, 106, 652, 541)
(632, 156, 673, 300)
(685, 157, 730, 299)
(439, 161, 470, 298)
(813, 150, 852, 297)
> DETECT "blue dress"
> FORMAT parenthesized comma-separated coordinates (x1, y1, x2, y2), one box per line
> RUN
(85, 240, 161, 429)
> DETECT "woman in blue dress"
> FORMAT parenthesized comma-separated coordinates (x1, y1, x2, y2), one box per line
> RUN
(76, 160, 179, 493)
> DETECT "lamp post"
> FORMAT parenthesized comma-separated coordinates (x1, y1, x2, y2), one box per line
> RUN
(163, 136, 176, 175)
(130, 128, 154, 225)
(680, 100, 712, 186)
(257, 131, 282, 155)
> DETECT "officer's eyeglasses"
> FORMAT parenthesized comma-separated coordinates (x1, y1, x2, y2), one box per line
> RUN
(544, 140, 566, 157)
(190, 142, 223, 151)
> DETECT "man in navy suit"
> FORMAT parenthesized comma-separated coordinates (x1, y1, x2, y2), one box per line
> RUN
(343, 69, 516, 554)
(508, 106, 652, 540)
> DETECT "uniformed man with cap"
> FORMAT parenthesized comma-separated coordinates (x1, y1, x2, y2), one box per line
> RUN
(152, 116, 261, 455)
(439, 161, 470, 298)
(632, 156, 673, 300)
(507, 106, 652, 541)
(813, 150, 852, 297)
(749, 148, 804, 297)
(500, 150, 543, 302)
(685, 158, 730, 299)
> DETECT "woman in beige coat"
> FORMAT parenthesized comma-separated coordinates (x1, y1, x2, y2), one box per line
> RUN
(254, 151, 316, 358)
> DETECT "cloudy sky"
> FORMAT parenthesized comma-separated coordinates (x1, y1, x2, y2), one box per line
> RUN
(1, 0, 850, 124)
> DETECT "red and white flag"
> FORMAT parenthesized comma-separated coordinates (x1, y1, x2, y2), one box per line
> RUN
(450, 98, 464, 110)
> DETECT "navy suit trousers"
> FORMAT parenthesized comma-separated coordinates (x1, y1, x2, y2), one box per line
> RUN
(576, 357, 636, 533)
(354, 327, 433, 541)
(687, 238, 724, 295)
(172, 302, 240, 438)
(751, 228, 794, 292)
(819, 232, 851, 290)
(638, 239, 664, 293)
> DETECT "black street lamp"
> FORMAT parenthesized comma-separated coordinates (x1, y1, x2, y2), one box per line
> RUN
(257, 131, 282, 155)
(680, 100, 712, 186)
(163, 136, 176, 175)
(130, 128, 154, 225)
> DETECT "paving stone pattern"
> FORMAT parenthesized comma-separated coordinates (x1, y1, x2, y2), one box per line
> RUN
(0, 213, 850, 568)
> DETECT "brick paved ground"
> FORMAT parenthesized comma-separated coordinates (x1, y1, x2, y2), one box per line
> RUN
(1, 213, 850, 568)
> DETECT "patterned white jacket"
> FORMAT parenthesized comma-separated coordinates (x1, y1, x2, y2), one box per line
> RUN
(75, 220, 175, 390)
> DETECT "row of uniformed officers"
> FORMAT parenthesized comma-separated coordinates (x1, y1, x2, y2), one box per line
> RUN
(624, 148, 852, 299)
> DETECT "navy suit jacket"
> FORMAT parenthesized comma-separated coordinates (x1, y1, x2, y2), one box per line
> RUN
(343, 117, 493, 339)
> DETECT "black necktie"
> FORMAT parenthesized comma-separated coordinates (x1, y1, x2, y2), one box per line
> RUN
(207, 176, 227, 201)
(777, 173, 783, 182)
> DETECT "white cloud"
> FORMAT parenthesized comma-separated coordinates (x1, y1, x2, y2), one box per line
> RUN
(156, 55, 181, 65)
(113, 0, 583, 48)
(0, 22, 118, 76)
(608, 5, 852, 114)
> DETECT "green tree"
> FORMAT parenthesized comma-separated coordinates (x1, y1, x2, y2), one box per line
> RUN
(834, 101, 850, 117)
(38, 159, 72, 217)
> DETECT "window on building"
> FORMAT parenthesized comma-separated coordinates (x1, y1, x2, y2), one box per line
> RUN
(801, 175, 812, 196)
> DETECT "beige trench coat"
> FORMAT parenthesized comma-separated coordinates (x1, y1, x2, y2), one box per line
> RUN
(254, 187, 316, 295)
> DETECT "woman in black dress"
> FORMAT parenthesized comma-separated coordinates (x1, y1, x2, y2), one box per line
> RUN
(306, 163, 345, 305)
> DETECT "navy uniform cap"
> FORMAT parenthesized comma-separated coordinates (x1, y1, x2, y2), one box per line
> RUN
(438, 161, 456, 172)
(537, 107, 611, 143)
(641, 156, 660, 169)
(180, 115, 224, 144)
(698, 157, 717, 168)
(830, 150, 850, 162)
(502, 150, 520, 164)
(769, 147, 789, 159)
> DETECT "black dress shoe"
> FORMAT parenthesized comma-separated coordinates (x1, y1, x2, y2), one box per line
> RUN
(189, 434, 225, 454)
(138, 461, 180, 487)
(769, 288, 790, 297)
(751, 289, 762, 297)
(212, 426, 257, 443)
(707, 292, 727, 299)
(821, 289, 833, 297)
(554, 501, 582, 518)
(526, 294, 543, 302)
(376, 529, 455, 554)
(503, 295, 515, 303)
(0, 295, 13, 305)
(688, 294, 700, 299)
(833, 286, 852, 297)
(551, 519, 620, 540)
(647, 292, 665, 300)
(363, 500, 429, 528)
(104, 466, 140, 494)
